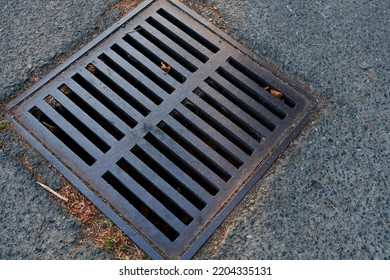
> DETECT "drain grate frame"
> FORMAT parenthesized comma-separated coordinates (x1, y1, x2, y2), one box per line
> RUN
(6, 0, 319, 259)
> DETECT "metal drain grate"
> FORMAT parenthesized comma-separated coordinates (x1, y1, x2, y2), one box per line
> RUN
(6, 0, 319, 259)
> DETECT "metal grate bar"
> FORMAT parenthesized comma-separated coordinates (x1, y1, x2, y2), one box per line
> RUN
(66, 75, 138, 129)
(42, 95, 111, 154)
(74, 70, 140, 127)
(114, 40, 182, 86)
(78, 67, 149, 121)
(159, 5, 221, 52)
(151, 13, 215, 59)
(170, 107, 244, 169)
(125, 31, 193, 77)
(226, 57, 305, 111)
(148, 130, 222, 194)
(156, 8, 219, 53)
(123, 152, 199, 218)
(82, 64, 157, 113)
(204, 76, 277, 133)
(92, 52, 167, 101)
(145, 16, 209, 63)
(130, 27, 198, 73)
(156, 120, 232, 182)
(103, 48, 177, 93)
(51, 89, 118, 147)
(119, 159, 195, 229)
(139, 21, 204, 68)
(209, 72, 282, 128)
(164, 114, 237, 176)
(222, 66, 291, 120)
(99, 173, 179, 245)
(57, 81, 128, 139)
(197, 84, 271, 141)
(176, 103, 248, 162)
(109, 165, 187, 234)
(184, 95, 259, 151)
(23, 107, 96, 168)
(137, 139, 213, 204)
(32, 101, 102, 161)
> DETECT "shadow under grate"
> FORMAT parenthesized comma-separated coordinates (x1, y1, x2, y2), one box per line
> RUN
(6, 0, 319, 259)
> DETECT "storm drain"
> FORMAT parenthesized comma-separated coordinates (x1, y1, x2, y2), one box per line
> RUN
(6, 0, 319, 259)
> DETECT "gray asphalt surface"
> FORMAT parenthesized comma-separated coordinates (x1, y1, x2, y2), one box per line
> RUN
(196, 0, 390, 259)
(0, 0, 121, 259)
(1, 0, 389, 260)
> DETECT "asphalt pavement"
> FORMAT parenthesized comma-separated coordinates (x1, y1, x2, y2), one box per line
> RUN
(1, 0, 389, 259)
(0, 0, 120, 259)
(196, 0, 390, 259)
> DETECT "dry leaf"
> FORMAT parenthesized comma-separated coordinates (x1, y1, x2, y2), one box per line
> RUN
(270, 89, 284, 100)
(160, 62, 171, 74)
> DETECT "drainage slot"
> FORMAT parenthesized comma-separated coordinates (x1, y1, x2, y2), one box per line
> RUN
(194, 88, 263, 142)
(216, 66, 288, 119)
(133, 27, 198, 72)
(121, 34, 186, 83)
(145, 133, 219, 196)
(44, 95, 110, 153)
(117, 158, 193, 226)
(205, 77, 276, 131)
(157, 121, 231, 182)
(102, 171, 180, 241)
(110, 44, 175, 93)
(94, 55, 163, 106)
(131, 145, 206, 210)
(58, 84, 124, 140)
(156, 8, 219, 53)
(182, 98, 254, 156)
(72, 72, 139, 128)
(170, 109, 243, 169)
(29, 106, 96, 166)
(146, 17, 209, 63)
(228, 58, 297, 108)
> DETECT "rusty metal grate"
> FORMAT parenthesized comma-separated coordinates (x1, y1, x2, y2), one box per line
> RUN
(6, 0, 319, 259)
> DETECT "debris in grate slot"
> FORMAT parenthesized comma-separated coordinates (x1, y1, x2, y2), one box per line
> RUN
(6, 0, 318, 259)
(160, 62, 172, 74)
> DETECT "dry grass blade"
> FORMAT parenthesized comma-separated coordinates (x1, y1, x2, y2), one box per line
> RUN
(36, 181, 69, 202)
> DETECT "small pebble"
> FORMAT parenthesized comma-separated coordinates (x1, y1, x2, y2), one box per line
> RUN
(360, 62, 371, 69)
